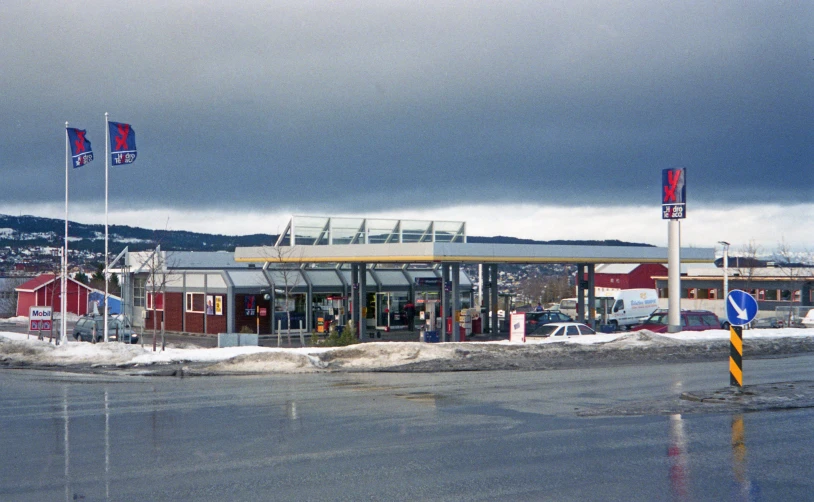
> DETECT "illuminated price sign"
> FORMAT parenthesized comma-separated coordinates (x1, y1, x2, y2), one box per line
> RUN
(662, 168, 686, 220)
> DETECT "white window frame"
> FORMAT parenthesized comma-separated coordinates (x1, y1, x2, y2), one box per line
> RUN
(186, 292, 205, 313)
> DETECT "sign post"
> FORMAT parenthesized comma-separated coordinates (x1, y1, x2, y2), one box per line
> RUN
(29, 306, 53, 341)
(726, 290, 758, 388)
(662, 168, 686, 333)
(509, 312, 526, 343)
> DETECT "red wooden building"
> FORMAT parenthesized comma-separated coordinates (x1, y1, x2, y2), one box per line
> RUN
(15, 274, 93, 317)
(591, 263, 667, 293)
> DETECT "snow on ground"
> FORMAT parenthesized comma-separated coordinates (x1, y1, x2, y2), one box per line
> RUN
(0, 316, 30, 325)
(1, 328, 813, 375)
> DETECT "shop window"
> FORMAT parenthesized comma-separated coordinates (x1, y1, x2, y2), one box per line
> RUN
(688, 288, 698, 299)
(765, 290, 778, 301)
(708, 289, 718, 300)
(186, 292, 205, 313)
(756, 289, 765, 301)
(147, 292, 164, 311)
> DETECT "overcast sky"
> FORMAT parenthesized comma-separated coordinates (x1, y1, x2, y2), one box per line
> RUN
(0, 1, 811, 250)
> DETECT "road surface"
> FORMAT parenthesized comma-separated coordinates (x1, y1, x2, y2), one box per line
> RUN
(2, 355, 813, 501)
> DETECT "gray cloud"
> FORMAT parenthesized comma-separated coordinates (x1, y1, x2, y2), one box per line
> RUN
(1, 1, 811, 214)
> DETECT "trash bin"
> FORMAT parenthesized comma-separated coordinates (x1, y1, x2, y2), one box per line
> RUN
(422, 330, 440, 343)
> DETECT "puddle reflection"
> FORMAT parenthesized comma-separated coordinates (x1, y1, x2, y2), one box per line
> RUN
(667, 414, 690, 501)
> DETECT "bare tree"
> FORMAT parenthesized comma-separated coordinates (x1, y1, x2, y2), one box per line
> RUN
(735, 239, 763, 293)
(134, 246, 174, 351)
(772, 239, 813, 325)
(263, 245, 304, 345)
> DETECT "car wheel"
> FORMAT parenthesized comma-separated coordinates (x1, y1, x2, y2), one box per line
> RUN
(721, 321, 731, 330)
(609, 320, 618, 332)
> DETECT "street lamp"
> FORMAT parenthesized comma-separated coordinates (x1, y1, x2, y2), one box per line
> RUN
(718, 241, 730, 300)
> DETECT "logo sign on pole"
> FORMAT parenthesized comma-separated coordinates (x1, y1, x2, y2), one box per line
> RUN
(509, 312, 526, 343)
(726, 290, 758, 326)
(29, 306, 53, 331)
(661, 167, 686, 219)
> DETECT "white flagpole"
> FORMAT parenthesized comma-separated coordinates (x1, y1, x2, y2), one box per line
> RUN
(63, 122, 69, 345)
(104, 113, 109, 343)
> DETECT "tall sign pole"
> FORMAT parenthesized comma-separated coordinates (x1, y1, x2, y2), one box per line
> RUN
(104, 113, 109, 343)
(662, 168, 686, 333)
(63, 122, 69, 344)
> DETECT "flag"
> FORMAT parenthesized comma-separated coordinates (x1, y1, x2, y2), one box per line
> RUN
(66, 128, 94, 168)
(109, 121, 137, 165)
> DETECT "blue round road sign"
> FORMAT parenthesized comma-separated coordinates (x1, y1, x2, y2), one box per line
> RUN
(726, 290, 758, 326)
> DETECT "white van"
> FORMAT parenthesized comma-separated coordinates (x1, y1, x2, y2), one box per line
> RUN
(559, 296, 614, 320)
(608, 289, 659, 330)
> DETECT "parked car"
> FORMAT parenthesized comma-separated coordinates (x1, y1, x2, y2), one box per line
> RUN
(802, 309, 814, 328)
(525, 310, 573, 335)
(750, 316, 785, 329)
(632, 309, 720, 333)
(527, 322, 596, 338)
(73, 314, 139, 343)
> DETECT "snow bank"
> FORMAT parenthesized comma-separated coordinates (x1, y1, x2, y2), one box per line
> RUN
(1, 327, 813, 375)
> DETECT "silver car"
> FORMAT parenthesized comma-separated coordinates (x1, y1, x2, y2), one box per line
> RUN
(73, 315, 139, 343)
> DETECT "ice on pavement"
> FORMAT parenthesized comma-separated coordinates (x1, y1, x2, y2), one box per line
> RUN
(1, 327, 813, 374)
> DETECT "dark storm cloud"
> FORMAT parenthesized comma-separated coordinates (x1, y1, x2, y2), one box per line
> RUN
(1, 1, 811, 213)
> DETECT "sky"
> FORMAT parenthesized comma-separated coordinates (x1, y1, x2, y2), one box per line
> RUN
(0, 1, 811, 252)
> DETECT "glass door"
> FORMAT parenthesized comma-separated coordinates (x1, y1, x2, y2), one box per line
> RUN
(375, 292, 390, 329)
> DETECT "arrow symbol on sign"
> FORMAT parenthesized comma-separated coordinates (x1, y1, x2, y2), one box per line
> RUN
(729, 295, 749, 320)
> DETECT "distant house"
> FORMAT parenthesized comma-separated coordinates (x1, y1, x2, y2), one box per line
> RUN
(588, 263, 668, 296)
(15, 274, 93, 317)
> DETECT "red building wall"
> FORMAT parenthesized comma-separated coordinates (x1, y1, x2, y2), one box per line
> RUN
(16, 280, 90, 317)
(144, 292, 230, 334)
(164, 293, 184, 332)
(593, 264, 667, 291)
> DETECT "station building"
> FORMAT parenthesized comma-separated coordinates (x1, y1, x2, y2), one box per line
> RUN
(119, 216, 714, 340)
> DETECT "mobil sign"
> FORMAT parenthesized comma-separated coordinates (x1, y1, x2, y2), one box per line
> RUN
(29, 306, 53, 331)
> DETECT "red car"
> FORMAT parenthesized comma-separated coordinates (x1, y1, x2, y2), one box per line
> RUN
(632, 310, 720, 333)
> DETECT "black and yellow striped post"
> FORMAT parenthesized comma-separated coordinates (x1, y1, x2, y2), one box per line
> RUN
(729, 325, 743, 387)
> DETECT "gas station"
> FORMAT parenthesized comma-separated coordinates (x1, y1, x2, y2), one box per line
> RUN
(234, 215, 714, 342)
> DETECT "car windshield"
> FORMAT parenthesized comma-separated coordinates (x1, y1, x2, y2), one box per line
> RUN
(578, 325, 596, 335)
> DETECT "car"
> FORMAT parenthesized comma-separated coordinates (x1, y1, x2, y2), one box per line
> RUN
(632, 309, 720, 333)
(525, 310, 574, 335)
(526, 322, 596, 338)
(73, 314, 139, 343)
(750, 316, 784, 329)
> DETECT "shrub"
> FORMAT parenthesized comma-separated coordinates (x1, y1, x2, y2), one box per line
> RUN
(315, 321, 359, 347)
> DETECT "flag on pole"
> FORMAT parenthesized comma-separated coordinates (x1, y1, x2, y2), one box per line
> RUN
(66, 128, 94, 168)
(109, 121, 137, 165)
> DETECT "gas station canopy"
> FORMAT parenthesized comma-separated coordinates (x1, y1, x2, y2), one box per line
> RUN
(235, 216, 714, 265)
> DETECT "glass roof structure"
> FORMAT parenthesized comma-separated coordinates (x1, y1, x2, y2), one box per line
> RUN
(275, 216, 466, 246)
